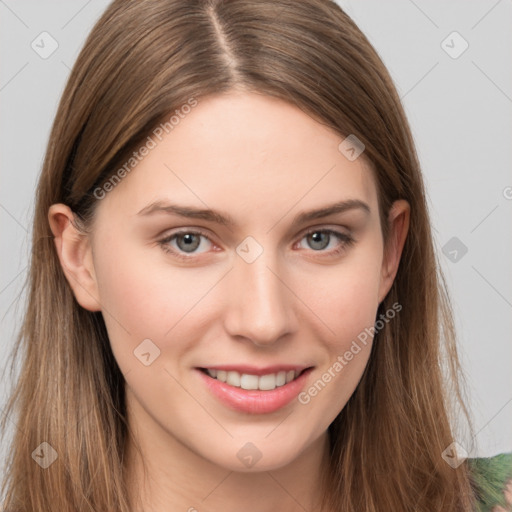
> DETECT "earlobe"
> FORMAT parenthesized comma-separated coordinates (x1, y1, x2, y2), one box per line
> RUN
(48, 204, 101, 312)
(378, 199, 410, 303)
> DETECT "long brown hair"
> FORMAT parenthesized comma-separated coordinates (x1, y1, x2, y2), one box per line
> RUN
(1, 0, 478, 510)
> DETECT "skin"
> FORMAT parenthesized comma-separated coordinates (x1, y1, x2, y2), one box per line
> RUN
(494, 480, 512, 512)
(49, 90, 409, 512)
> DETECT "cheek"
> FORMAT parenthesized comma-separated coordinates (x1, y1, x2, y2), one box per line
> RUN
(91, 236, 217, 369)
(295, 239, 383, 344)
(292, 241, 383, 417)
(301, 268, 379, 379)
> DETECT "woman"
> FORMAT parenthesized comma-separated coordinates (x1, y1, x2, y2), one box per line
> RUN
(1, 0, 510, 510)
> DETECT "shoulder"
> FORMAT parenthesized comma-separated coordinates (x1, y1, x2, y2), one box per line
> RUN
(467, 452, 512, 512)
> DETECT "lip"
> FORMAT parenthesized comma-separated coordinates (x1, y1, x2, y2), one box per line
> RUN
(196, 366, 313, 414)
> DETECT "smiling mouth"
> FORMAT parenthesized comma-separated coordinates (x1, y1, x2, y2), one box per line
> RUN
(199, 368, 311, 391)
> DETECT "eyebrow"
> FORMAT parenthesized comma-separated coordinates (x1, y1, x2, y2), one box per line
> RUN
(136, 199, 371, 227)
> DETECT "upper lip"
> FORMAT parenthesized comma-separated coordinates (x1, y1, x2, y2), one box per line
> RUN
(198, 365, 312, 376)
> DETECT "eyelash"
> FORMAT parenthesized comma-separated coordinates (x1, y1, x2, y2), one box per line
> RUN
(158, 227, 355, 261)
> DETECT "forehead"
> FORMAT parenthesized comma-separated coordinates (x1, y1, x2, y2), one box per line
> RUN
(97, 91, 378, 223)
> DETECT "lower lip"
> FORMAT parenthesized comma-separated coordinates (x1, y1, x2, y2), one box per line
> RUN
(197, 368, 312, 414)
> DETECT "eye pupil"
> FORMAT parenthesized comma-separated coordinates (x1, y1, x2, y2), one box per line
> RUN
(177, 233, 201, 252)
(307, 231, 329, 250)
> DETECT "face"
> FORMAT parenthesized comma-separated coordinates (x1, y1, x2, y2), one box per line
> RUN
(51, 91, 408, 472)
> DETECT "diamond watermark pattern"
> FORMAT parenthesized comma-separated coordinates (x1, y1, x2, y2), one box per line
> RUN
(441, 441, 468, 468)
(338, 134, 365, 161)
(31, 32, 59, 59)
(134, 338, 161, 366)
(441, 31, 469, 59)
(31, 442, 58, 469)
(442, 236, 468, 263)
(236, 236, 264, 264)
(236, 442, 262, 468)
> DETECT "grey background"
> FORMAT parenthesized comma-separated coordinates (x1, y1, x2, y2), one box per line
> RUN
(1, 0, 511, 467)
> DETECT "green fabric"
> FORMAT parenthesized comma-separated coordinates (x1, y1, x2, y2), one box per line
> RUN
(468, 452, 512, 511)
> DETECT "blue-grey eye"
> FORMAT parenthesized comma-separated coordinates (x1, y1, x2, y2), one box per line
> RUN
(305, 231, 332, 250)
(159, 229, 215, 258)
(175, 233, 202, 252)
(298, 229, 353, 253)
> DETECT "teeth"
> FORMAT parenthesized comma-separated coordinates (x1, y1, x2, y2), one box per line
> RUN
(240, 374, 259, 390)
(226, 371, 241, 387)
(206, 369, 302, 390)
(258, 374, 276, 391)
(276, 371, 286, 386)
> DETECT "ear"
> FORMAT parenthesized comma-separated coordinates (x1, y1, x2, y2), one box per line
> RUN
(48, 204, 101, 312)
(378, 199, 410, 303)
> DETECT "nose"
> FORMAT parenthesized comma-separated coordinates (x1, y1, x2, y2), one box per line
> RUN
(223, 251, 296, 347)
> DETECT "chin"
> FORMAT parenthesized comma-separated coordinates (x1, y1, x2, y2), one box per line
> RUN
(197, 431, 318, 473)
